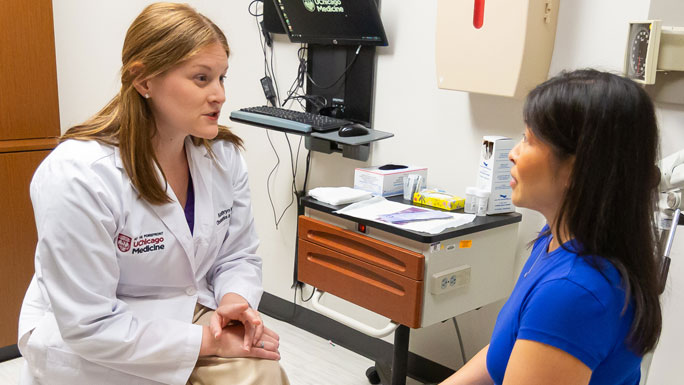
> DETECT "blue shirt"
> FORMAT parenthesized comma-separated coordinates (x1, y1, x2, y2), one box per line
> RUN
(486, 226, 641, 384)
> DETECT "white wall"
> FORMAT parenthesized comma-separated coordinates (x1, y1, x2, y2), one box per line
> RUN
(51, 0, 683, 382)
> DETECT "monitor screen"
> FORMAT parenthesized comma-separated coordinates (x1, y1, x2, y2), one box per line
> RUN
(272, 0, 388, 46)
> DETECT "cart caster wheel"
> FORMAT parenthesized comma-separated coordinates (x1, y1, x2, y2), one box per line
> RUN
(366, 366, 381, 384)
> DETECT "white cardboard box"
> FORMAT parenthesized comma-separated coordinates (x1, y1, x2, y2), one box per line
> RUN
(354, 165, 428, 197)
(477, 136, 515, 214)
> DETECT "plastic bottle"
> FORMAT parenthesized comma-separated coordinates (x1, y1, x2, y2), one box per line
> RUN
(464, 187, 478, 214)
(475, 189, 490, 216)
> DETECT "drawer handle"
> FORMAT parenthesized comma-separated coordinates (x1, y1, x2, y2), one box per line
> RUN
(307, 253, 404, 296)
(307, 230, 406, 272)
(311, 290, 400, 338)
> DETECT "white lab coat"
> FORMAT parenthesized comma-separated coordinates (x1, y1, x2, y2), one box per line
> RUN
(17, 137, 263, 385)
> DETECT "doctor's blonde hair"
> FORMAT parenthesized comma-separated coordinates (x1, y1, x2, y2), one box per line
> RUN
(62, 2, 242, 205)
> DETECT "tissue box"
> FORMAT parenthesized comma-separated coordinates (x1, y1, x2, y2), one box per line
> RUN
(413, 189, 465, 211)
(477, 136, 515, 214)
(354, 165, 427, 197)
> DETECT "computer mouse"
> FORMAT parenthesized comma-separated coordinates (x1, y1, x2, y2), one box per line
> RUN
(338, 123, 370, 137)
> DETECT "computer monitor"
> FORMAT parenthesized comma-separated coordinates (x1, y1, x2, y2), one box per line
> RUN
(263, 0, 286, 34)
(271, 0, 388, 46)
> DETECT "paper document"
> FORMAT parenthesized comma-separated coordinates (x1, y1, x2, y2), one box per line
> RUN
(336, 196, 475, 234)
(376, 207, 453, 224)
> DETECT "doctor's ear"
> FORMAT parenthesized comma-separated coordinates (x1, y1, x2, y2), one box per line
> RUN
(129, 62, 151, 99)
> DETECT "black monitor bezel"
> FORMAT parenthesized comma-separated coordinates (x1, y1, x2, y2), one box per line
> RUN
(271, 0, 388, 46)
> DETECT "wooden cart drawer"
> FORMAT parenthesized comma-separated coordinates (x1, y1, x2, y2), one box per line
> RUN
(298, 216, 424, 280)
(298, 239, 423, 328)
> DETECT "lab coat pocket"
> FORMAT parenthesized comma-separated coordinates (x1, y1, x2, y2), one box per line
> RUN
(46, 347, 82, 377)
(21, 327, 45, 380)
(23, 314, 61, 379)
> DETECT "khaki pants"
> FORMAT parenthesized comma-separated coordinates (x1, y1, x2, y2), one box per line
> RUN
(186, 305, 290, 385)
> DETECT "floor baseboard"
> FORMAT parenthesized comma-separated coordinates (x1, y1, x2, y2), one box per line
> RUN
(0, 345, 20, 363)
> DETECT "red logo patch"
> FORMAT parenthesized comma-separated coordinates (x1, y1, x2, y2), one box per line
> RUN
(117, 234, 132, 252)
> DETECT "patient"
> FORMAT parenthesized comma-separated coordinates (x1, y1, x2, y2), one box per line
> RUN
(441, 69, 663, 385)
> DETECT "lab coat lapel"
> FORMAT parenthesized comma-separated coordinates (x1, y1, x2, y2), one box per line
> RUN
(114, 146, 196, 269)
(186, 138, 213, 258)
(149, 182, 196, 269)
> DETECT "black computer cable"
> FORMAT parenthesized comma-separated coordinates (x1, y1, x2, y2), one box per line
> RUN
(278, 132, 301, 227)
(283, 44, 359, 112)
(306, 44, 362, 90)
(264, 131, 282, 228)
(251, 0, 306, 230)
(267, 37, 281, 105)
(300, 284, 316, 303)
(247, 0, 262, 17)
(263, 120, 303, 230)
(281, 45, 307, 106)
(282, 45, 311, 108)
(248, 1, 314, 322)
(302, 150, 312, 194)
(452, 317, 468, 366)
(265, 124, 305, 231)
(250, 0, 281, 107)
(252, 0, 285, 228)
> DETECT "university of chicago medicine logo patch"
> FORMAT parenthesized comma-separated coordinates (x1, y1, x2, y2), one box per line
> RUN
(117, 233, 132, 252)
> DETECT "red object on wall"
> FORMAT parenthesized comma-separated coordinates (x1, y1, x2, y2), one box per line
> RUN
(473, 0, 485, 29)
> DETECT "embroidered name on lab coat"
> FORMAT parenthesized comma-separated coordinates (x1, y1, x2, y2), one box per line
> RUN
(217, 208, 232, 225)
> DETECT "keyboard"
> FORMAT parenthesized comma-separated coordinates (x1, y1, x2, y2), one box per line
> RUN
(229, 106, 352, 134)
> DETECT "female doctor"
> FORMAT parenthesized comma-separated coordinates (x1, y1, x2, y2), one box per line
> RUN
(18, 3, 289, 385)
(441, 69, 663, 384)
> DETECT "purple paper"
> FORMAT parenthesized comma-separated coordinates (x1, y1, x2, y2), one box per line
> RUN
(376, 207, 452, 225)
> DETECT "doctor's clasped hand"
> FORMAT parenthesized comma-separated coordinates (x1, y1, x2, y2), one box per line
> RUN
(203, 293, 281, 360)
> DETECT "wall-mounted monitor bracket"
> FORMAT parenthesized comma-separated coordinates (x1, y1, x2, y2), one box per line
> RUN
(305, 44, 377, 126)
(302, 44, 392, 161)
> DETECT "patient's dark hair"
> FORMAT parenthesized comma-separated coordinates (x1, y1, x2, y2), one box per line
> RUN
(524, 69, 662, 355)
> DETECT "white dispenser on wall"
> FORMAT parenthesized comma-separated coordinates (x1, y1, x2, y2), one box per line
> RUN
(435, 0, 560, 99)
